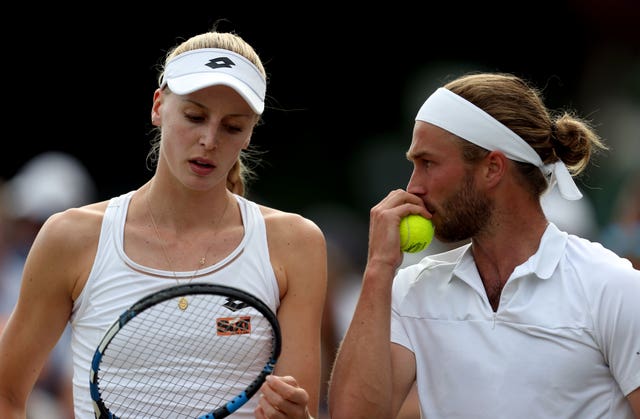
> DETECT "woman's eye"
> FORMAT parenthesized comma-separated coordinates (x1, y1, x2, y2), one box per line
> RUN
(186, 114, 205, 122)
(226, 124, 244, 133)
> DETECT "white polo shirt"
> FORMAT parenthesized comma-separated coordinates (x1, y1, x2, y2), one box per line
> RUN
(391, 223, 640, 418)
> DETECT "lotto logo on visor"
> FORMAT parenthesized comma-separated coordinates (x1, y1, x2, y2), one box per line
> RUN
(206, 56, 234, 70)
(161, 48, 266, 114)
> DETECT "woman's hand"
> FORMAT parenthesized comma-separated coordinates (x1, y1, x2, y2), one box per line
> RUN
(255, 375, 313, 419)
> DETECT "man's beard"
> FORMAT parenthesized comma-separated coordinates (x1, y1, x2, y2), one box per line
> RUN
(435, 170, 493, 243)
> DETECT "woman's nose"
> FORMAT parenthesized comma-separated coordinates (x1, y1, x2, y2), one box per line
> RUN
(198, 125, 220, 149)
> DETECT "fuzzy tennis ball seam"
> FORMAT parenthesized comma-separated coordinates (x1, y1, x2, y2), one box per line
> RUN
(399, 215, 434, 253)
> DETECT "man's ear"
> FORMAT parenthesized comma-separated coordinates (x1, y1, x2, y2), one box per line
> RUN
(484, 150, 508, 188)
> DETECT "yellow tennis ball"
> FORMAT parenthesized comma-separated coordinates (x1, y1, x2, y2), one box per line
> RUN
(399, 215, 434, 253)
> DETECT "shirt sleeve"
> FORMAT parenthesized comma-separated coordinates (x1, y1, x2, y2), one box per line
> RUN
(592, 262, 640, 396)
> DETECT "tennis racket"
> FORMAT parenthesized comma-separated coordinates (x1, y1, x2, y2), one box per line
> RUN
(89, 283, 281, 419)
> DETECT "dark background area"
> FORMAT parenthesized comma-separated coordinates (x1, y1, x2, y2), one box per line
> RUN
(3, 1, 639, 241)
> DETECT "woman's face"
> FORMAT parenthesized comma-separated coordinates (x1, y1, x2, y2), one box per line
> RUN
(151, 84, 259, 191)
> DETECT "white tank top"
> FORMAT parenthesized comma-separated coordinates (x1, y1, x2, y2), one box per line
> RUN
(69, 191, 279, 418)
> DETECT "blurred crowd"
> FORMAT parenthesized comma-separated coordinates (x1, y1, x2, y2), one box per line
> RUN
(0, 152, 97, 419)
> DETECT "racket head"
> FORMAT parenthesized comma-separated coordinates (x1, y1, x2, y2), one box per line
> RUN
(89, 283, 281, 419)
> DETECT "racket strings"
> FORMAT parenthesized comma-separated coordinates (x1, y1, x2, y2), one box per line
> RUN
(96, 293, 274, 418)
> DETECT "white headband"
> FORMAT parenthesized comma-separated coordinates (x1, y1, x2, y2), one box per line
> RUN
(416, 87, 582, 200)
(160, 48, 266, 115)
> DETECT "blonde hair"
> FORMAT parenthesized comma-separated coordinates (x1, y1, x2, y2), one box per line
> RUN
(148, 30, 266, 196)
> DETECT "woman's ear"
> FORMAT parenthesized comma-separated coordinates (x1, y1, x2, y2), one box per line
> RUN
(151, 89, 163, 127)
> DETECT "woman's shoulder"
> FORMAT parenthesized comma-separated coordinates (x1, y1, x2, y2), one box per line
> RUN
(23, 200, 112, 298)
(258, 204, 324, 240)
(37, 200, 110, 246)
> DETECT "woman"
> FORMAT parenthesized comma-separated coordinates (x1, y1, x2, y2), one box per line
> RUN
(0, 29, 327, 419)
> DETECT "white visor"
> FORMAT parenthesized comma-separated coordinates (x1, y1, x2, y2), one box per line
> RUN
(416, 87, 582, 200)
(161, 48, 266, 115)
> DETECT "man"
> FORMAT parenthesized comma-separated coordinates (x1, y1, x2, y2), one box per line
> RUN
(328, 73, 640, 418)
